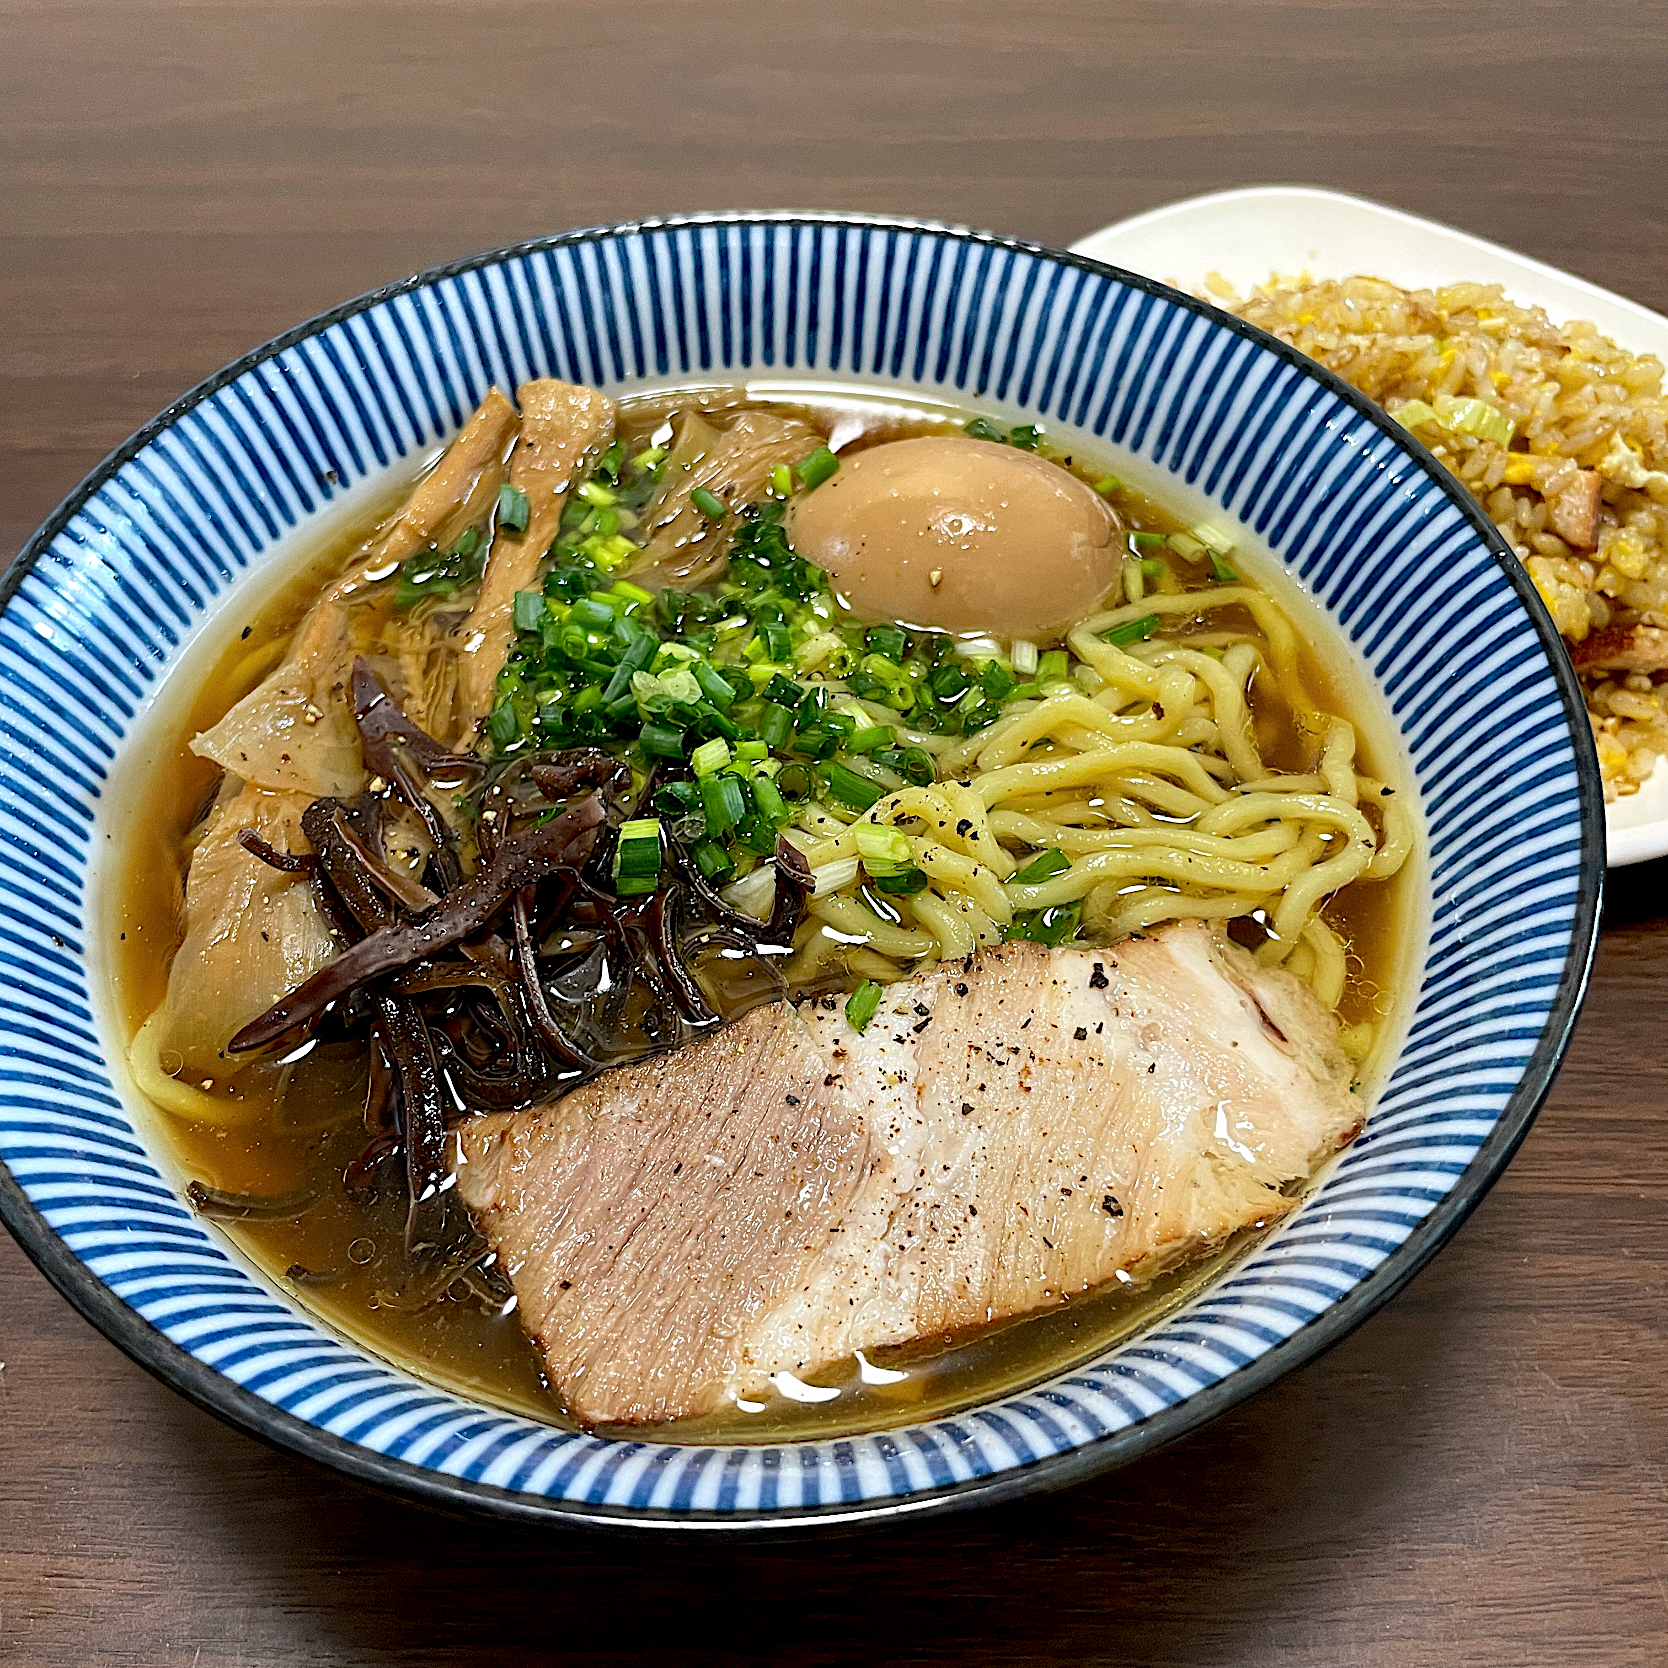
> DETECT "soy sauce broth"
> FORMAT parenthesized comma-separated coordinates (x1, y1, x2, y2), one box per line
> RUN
(107, 384, 1419, 1439)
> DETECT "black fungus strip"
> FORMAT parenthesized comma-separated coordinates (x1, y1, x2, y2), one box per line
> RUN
(229, 795, 605, 1051)
(645, 885, 716, 1022)
(350, 658, 476, 885)
(186, 1179, 322, 1221)
(302, 798, 399, 935)
(374, 991, 450, 1251)
(328, 804, 439, 913)
(768, 835, 814, 940)
(511, 882, 600, 1070)
(352, 657, 481, 779)
(531, 751, 632, 803)
(236, 828, 317, 873)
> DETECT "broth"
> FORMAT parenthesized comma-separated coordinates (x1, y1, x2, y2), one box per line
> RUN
(108, 385, 1418, 1440)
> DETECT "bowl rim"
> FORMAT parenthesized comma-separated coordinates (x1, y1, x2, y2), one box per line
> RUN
(0, 209, 1605, 1534)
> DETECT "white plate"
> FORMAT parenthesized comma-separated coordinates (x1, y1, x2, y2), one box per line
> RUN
(1071, 185, 1668, 867)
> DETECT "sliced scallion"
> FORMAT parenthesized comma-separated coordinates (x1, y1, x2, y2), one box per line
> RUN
(845, 979, 884, 1034)
(497, 483, 531, 533)
(824, 761, 884, 811)
(638, 721, 686, 759)
(512, 590, 545, 633)
(873, 866, 929, 895)
(691, 486, 727, 521)
(691, 736, 731, 777)
(1103, 614, 1159, 647)
(612, 818, 663, 895)
(1013, 848, 1071, 884)
(795, 446, 840, 490)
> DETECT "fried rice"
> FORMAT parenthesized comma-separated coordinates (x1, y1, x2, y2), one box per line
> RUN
(1216, 274, 1668, 799)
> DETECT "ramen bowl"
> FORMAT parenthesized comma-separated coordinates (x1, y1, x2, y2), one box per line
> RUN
(0, 214, 1602, 1531)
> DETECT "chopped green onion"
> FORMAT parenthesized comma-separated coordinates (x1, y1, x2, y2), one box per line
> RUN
(692, 661, 736, 707)
(691, 737, 731, 777)
(1010, 900, 1083, 947)
(1092, 474, 1122, 496)
(758, 620, 792, 661)
(824, 761, 884, 811)
(1190, 522, 1236, 554)
(629, 445, 667, 472)
(638, 721, 686, 759)
(1038, 649, 1070, 682)
(845, 979, 884, 1033)
(608, 579, 654, 607)
(497, 483, 530, 533)
(452, 526, 482, 558)
(794, 727, 837, 760)
(1013, 848, 1071, 884)
(485, 700, 519, 749)
(856, 823, 913, 875)
(1140, 558, 1164, 579)
(1128, 530, 1167, 548)
(568, 596, 615, 629)
(1009, 638, 1040, 676)
(699, 772, 748, 835)
(1008, 423, 1042, 451)
(1167, 532, 1206, 562)
(1103, 614, 1159, 647)
(757, 701, 796, 750)
(795, 446, 840, 490)
(930, 663, 972, 700)
(980, 661, 1016, 700)
(691, 486, 728, 521)
(963, 417, 1006, 443)
(654, 779, 700, 816)
(865, 624, 908, 661)
(733, 816, 775, 856)
(578, 480, 617, 510)
(692, 839, 736, 883)
(873, 866, 929, 895)
(752, 777, 790, 827)
(1207, 550, 1240, 582)
(612, 818, 663, 895)
(846, 725, 895, 754)
(594, 439, 625, 482)
(512, 590, 545, 633)
(770, 462, 793, 497)
(774, 761, 815, 801)
(899, 745, 936, 786)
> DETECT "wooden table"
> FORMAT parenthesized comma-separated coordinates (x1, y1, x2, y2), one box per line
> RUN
(4, 2, 1665, 1661)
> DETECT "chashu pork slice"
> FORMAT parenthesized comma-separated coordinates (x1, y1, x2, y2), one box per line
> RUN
(453, 922, 1362, 1428)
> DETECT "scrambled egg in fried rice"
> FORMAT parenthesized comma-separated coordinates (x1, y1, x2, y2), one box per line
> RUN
(1218, 275, 1668, 799)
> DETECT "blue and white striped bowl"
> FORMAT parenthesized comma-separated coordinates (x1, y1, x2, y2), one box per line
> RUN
(0, 214, 1602, 1531)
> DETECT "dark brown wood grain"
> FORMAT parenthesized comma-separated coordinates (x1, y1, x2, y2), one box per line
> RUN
(2, 1, 1666, 1662)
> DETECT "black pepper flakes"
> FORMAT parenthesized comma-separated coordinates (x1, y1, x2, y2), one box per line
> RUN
(1073, 1026, 1088, 1041)
(1089, 962, 1109, 989)
(1101, 1195, 1123, 1218)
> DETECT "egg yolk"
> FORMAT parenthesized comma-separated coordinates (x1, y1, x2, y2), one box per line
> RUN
(786, 436, 1120, 639)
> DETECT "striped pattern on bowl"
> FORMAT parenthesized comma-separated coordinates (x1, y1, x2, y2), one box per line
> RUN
(0, 214, 1601, 1530)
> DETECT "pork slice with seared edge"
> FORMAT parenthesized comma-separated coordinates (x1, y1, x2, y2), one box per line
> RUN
(454, 921, 1363, 1428)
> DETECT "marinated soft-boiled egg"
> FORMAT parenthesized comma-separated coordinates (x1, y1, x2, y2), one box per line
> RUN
(787, 436, 1120, 639)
